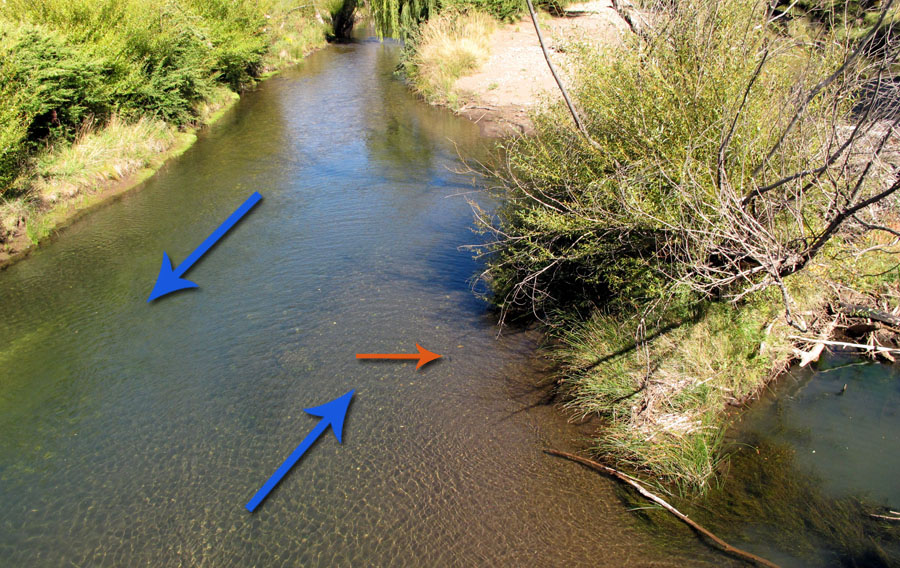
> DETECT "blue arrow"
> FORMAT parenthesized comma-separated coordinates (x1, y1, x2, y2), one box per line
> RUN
(147, 191, 262, 302)
(246, 390, 354, 512)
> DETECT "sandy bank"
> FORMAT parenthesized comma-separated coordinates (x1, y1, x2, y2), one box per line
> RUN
(453, 1, 630, 136)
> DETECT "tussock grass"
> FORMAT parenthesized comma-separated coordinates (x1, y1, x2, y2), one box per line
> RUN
(31, 116, 176, 206)
(404, 11, 496, 107)
(553, 241, 898, 493)
(556, 297, 789, 490)
(0, 115, 180, 246)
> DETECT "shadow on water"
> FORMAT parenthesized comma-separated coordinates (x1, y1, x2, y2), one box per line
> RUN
(682, 352, 900, 567)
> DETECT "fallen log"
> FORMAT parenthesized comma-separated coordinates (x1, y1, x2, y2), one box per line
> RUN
(836, 302, 900, 326)
(789, 336, 900, 355)
(545, 449, 781, 568)
(869, 513, 900, 522)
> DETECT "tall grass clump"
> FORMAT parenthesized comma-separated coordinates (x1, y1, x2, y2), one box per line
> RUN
(474, 0, 900, 490)
(403, 11, 496, 106)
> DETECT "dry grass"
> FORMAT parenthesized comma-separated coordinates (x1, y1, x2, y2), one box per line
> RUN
(0, 115, 180, 248)
(0, 197, 28, 246)
(406, 11, 497, 107)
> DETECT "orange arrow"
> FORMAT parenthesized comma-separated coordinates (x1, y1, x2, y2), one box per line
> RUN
(356, 343, 442, 370)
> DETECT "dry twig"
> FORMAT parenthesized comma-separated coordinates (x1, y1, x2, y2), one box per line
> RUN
(546, 449, 781, 568)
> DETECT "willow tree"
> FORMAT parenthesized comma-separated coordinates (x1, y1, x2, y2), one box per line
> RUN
(370, 0, 438, 39)
(331, 0, 359, 38)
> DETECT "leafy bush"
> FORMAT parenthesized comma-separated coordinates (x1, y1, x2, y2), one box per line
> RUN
(0, 22, 109, 141)
(476, 0, 895, 322)
(440, 0, 525, 21)
(0, 0, 330, 197)
(0, 59, 33, 190)
(373, 0, 571, 38)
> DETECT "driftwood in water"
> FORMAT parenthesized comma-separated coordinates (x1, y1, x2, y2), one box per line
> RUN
(797, 317, 838, 367)
(870, 512, 900, 522)
(545, 449, 781, 568)
(836, 302, 900, 326)
(798, 342, 826, 367)
(789, 336, 900, 355)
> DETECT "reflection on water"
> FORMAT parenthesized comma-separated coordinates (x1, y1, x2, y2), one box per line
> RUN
(0, 40, 728, 566)
(692, 353, 900, 567)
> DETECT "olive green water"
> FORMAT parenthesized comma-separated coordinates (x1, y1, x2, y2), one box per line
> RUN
(0, 41, 729, 566)
(695, 353, 900, 567)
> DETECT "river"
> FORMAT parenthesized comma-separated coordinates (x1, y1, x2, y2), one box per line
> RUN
(0, 40, 733, 566)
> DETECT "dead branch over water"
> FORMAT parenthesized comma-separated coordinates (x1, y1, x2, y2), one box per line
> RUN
(546, 449, 781, 568)
(524, 0, 602, 150)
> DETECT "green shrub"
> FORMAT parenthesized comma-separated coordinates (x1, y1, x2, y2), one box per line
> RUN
(475, 0, 882, 320)
(111, 7, 216, 124)
(440, 0, 524, 21)
(0, 59, 33, 190)
(0, 0, 330, 198)
(373, 0, 571, 38)
(0, 22, 110, 140)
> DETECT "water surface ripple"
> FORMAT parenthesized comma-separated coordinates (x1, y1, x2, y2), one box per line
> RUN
(0, 41, 727, 566)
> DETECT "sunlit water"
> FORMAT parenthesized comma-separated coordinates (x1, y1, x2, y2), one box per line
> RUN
(0, 40, 729, 566)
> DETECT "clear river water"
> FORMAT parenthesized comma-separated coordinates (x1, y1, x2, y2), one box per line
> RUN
(0, 40, 735, 566)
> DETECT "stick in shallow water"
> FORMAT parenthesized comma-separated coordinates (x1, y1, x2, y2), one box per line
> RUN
(545, 449, 781, 568)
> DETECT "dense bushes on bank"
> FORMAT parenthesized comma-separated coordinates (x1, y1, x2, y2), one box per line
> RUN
(0, 0, 330, 198)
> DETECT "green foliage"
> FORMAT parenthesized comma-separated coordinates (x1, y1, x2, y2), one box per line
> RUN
(0, 59, 32, 191)
(372, 0, 567, 38)
(477, 0, 852, 319)
(0, 0, 329, 197)
(440, 0, 525, 21)
(371, 0, 439, 39)
(0, 22, 109, 141)
(774, 0, 882, 28)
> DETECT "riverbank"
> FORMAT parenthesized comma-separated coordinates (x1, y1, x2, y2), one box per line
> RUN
(0, 0, 335, 269)
(0, 94, 234, 268)
(405, 0, 900, 492)
(403, 1, 629, 136)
